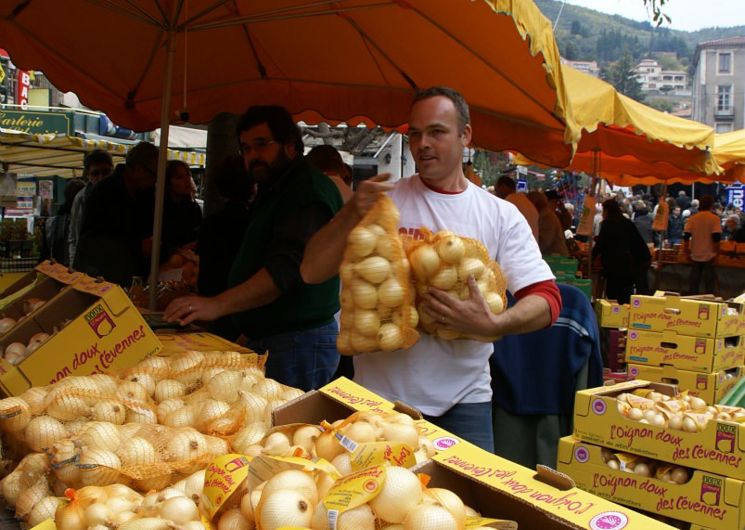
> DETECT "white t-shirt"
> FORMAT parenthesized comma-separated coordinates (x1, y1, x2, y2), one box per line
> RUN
(685, 211, 722, 262)
(506, 192, 539, 240)
(353, 175, 554, 416)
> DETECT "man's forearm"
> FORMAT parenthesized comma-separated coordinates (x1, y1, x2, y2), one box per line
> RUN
(215, 268, 281, 316)
(301, 202, 362, 284)
(491, 294, 552, 336)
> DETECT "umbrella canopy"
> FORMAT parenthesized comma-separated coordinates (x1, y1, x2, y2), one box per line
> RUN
(714, 129, 745, 173)
(0, 0, 578, 166)
(563, 67, 720, 175)
(0, 129, 205, 178)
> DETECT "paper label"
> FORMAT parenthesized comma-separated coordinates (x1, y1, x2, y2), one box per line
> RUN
(349, 441, 417, 471)
(323, 465, 386, 528)
(202, 454, 250, 519)
(466, 515, 518, 529)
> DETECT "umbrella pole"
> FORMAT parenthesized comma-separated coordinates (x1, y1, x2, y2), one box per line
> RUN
(586, 150, 600, 282)
(148, 29, 177, 311)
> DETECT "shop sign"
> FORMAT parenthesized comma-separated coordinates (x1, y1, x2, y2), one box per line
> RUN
(17, 70, 30, 109)
(0, 63, 5, 84)
(15, 181, 36, 197)
(727, 184, 744, 209)
(0, 109, 71, 134)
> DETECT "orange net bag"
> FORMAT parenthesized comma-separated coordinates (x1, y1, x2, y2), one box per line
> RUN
(337, 195, 419, 355)
(405, 228, 507, 342)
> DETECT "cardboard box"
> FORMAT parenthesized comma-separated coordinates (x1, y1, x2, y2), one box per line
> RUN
(573, 380, 745, 481)
(625, 329, 743, 373)
(156, 331, 253, 356)
(427, 449, 674, 529)
(627, 364, 743, 405)
(596, 299, 630, 329)
(629, 294, 745, 338)
(557, 437, 745, 530)
(604, 328, 627, 371)
(0, 276, 162, 396)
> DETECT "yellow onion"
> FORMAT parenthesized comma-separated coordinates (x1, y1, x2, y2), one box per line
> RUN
(292, 425, 322, 453)
(347, 226, 378, 259)
(435, 236, 465, 264)
(89, 374, 119, 394)
(430, 267, 458, 290)
(3, 342, 27, 364)
(351, 280, 378, 309)
(16, 481, 50, 518)
(337, 331, 352, 353)
(158, 495, 200, 524)
(382, 421, 419, 448)
(134, 355, 171, 378)
(355, 256, 391, 285)
(404, 503, 458, 530)
(166, 430, 208, 461)
(350, 331, 379, 353)
(0, 317, 16, 334)
(457, 258, 485, 282)
(198, 399, 231, 428)
(484, 292, 504, 314)
(154, 379, 186, 402)
(262, 469, 319, 507)
(28, 496, 61, 527)
(207, 370, 243, 402)
(0, 396, 31, 432)
(314, 431, 344, 461)
(409, 245, 440, 280)
(378, 323, 405, 351)
(376, 236, 397, 261)
(79, 448, 122, 486)
(92, 399, 127, 424)
(378, 278, 405, 308)
(258, 489, 313, 530)
(370, 466, 423, 523)
(262, 432, 291, 456)
(237, 392, 268, 424)
(340, 262, 355, 284)
(19, 387, 48, 415)
(253, 378, 284, 402)
(354, 310, 381, 337)
(117, 436, 158, 466)
(331, 453, 353, 476)
(425, 488, 466, 529)
(313, 502, 375, 530)
(126, 407, 158, 424)
(80, 421, 122, 452)
(117, 381, 149, 402)
(218, 508, 252, 530)
(25, 416, 68, 452)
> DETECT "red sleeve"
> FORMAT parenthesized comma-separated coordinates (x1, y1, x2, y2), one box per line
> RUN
(514, 279, 562, 326)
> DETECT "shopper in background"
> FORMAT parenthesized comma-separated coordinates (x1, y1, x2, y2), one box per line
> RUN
(527, 190, 569, 257)
(300, 86, 561, 451)
(68, 149, 114, 267)
(306, 145, 353, 203)
(161, 160, 203, 262)
(546, 189, 572, 231)
(165, 105, 344, 392)
(667, 206, 685, 244)
(75, 142, 158, 286)
(197, 155, 253, 340)
(676, 190, 691, 211)
(632, 201, 654, 245)
(684, 195, 721, 295)
(593, 199, 651, 304)
(494, 175, 538, 240)
(42, 178, 86, 266)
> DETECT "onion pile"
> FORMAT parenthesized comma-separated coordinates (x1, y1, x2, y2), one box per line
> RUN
(0, 316, 17, 334)
(239, 411, 436, 466)
(1, 331, 54, 365)
(615, 389, 745, 432)
(337, 195, 419, 355)
(601, 448, 691, 485)
(54, 472, 206, 530)
(407, 229, 507, 342)
(23, 297, 47, 315)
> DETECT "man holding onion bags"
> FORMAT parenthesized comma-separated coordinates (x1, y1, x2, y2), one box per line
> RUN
(301, 87, 562, 451)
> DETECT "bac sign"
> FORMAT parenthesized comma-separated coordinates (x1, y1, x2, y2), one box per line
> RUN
(17, 70, 30, 110)
(727, 184, 744, 209)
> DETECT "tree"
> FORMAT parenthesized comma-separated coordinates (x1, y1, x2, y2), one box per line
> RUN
(604, 53, 645, 102)
(642, 0, 672, 26)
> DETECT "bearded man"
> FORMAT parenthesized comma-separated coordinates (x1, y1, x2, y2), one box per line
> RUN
(165, 106, 343, 390)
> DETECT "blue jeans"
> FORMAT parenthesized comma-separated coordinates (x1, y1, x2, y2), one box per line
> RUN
(423, 401, 494, 452)
(244, 320, 340, 392)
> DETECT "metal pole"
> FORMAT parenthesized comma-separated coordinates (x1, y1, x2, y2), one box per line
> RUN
(148, 29, 177, 310)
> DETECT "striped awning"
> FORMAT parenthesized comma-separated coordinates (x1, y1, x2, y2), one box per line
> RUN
(0, 129, 205, 178)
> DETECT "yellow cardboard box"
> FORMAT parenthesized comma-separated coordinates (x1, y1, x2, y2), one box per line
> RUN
(557, 437, 745, 530)
(596, 299, 630, 328)
(0, 276, 162, 396)
(629, 294, 745, 338)
(573, 380, 745, 481)
(431, 444, 674, 529)
(156, 331, 252, 356)
(625, 329, 743, 373)
(627, 364, 742, 405)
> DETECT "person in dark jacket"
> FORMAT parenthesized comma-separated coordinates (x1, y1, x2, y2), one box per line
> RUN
(196, 155, 254, 340)
(667, 206, 685, 244)
(42, 178, 85, 265)
(162, 160, 202, 261)
(593, 199, 651, 303)
(633, 202, 654, 244)
(676, 190, 691, 211)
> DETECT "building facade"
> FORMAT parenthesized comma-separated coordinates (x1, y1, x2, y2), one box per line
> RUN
(633, 59, 688, 95)
(692, 36, 745, 133)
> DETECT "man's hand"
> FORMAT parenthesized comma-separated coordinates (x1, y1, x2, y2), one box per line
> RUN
(352, 174, 395, 219)
(164, 295, 223, 326)
(422, 277, 498, 338)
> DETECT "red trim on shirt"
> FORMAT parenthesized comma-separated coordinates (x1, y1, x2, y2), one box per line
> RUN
(419, 177, 466, 195)
(514, 279, 562, 326)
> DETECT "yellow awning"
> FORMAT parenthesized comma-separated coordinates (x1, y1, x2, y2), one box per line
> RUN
(0, 129, 205, 178)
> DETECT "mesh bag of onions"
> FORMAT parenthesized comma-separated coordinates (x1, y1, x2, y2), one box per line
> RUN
(406, 228, 507, 342)
(337, 195, 419, 355)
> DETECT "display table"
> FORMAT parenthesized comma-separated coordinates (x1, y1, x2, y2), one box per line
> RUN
(652, 260, 745, 298)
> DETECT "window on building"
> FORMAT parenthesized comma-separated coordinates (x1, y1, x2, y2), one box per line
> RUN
(717, 85, 732, 111)
(718, 52, 732, 74)
(716, 122, 733, 133)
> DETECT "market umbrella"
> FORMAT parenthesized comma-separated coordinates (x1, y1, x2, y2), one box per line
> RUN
(1, 0, 579, 307)
(714, 129, 745, 180)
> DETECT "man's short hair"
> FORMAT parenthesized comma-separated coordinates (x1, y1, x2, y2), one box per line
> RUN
(84, 149, 113, 172)
(237, 105, 304, 154)
(126, 142, 159, 171)
(496, 175, 516, 190)
(699, 195, 714, 211)
(306, 145, 346, 176)
(412, 86, 470, 132)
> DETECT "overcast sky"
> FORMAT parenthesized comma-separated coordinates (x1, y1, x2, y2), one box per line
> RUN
(562, 0, 745, 32)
